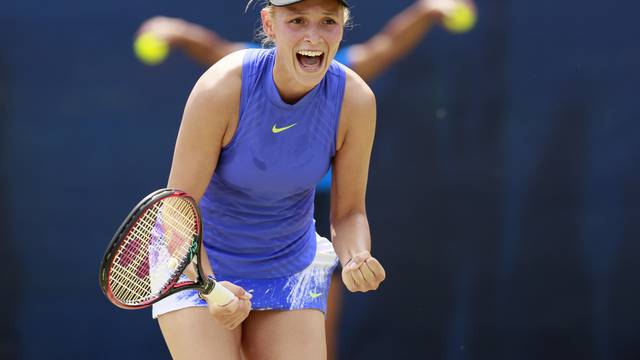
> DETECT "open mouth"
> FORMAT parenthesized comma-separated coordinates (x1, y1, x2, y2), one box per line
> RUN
(296, 50, 325, 72)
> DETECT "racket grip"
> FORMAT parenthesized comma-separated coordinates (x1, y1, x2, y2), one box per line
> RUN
(203, 280, 236, 306)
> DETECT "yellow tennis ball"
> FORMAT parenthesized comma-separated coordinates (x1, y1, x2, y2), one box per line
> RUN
(134, 33, 169, 65)
(443, 2, 477, 34)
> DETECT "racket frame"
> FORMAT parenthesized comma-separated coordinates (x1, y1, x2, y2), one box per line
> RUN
(99, 188, 212, 310)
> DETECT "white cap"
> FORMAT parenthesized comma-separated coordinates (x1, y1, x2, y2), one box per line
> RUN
(269, 0, 349, 6)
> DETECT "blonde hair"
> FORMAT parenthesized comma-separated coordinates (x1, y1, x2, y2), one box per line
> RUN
(255, 1, 352, 48)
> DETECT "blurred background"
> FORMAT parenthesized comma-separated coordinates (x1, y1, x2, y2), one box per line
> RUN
(1, 0, 639, 359)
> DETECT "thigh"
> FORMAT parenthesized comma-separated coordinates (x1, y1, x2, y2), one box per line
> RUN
(242, 309, 326, 360)
(325, 271, 343, 360)
(158, 307, 242, 360)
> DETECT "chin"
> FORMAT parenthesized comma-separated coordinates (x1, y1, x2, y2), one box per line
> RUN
(294, 64, 329, 86)
(296, 72, 325, 87)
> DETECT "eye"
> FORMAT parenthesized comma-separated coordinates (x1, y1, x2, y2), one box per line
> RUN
(323, 18, 338, 25)
(289, 17, 304, 24)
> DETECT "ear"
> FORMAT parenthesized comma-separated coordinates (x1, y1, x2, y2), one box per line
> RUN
(261, 8, 276, 39)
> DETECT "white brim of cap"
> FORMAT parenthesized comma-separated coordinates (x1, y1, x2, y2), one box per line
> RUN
(270, 0, 303, 4)
(270, 0, 348, 6)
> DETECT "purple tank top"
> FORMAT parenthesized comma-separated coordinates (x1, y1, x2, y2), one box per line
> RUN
(200, 48, 346, 278)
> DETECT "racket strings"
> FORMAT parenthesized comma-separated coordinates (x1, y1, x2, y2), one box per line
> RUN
(109, 197, 198, 305)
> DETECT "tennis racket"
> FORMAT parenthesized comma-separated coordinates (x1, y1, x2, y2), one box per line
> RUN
(99, 188, 235, 310)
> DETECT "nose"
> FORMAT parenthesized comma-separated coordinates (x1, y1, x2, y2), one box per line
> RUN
(303, 24, 321, 44)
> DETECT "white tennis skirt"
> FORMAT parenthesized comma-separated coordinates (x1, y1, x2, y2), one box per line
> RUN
(152, 234, 338, 318)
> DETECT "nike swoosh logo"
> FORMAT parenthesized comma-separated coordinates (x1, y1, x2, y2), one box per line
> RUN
(272, 123, 297, 134)
(310, 292, 322, 299)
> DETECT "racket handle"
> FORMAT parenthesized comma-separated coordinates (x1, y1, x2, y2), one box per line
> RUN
(203, 280, 236, 306)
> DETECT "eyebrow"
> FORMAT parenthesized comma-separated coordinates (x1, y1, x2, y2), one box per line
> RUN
(288, 10, 339, 16)
(286, 7, 340, 16)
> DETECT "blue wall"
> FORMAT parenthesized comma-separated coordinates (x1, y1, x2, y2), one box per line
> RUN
(1, 0, 639, 359)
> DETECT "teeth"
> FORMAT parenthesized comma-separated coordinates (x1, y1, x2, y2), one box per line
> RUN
(297, 50, 323, 57)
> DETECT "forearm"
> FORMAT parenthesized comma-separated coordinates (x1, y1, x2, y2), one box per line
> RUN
(350, 2, 438, 80)
(330, 211, 371, 266)
(377, 1, 437, 53)
(200, 245, 215, 277)
(168, 20, 243, 66)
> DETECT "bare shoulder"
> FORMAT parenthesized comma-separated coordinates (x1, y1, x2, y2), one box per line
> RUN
(182, 50, 246, 139)
(336, 66, 377, 151)
(342, 66, 376, 111)
(191, 49, 246, 104)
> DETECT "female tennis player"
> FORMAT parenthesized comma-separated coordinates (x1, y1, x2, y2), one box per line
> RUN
(154, 0, 385, 358)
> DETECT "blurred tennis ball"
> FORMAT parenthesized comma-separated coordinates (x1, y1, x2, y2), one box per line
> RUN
(133, 33, 169, 65)
(443, 2, 477, 34)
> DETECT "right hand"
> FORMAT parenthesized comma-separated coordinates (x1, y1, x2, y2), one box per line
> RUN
(136, 16, 185, 44)
(205, 281, 252, 330)
(421, 0, 475, 21)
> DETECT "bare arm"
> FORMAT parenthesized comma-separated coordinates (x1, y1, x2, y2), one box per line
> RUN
(331, 70, 385, 292)
(331, 74, 375, 264)
(167, 51, 244, 276)
(167, 51, 251, 327)
(349, 0, 472, 81)
(137, 16, 247, 66)
(167, 52, 242, 200)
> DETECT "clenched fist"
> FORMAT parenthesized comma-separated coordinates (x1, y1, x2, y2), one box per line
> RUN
(341, 251, 386, 292)
(206, 281, 252, 329)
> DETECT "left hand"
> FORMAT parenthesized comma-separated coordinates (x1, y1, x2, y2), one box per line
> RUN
(341, 251, 386, 292)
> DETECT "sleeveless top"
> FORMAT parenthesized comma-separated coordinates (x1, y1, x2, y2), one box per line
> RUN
(199, 48, 347, 278)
